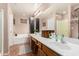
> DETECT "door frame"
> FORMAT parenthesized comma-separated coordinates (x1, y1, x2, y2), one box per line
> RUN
(0, 9, 4, 56)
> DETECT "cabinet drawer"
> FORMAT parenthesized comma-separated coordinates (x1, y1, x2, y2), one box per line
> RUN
(37, 48, 46, 56)
(32, 37, 38, 44)
(42, 45, 59, 56)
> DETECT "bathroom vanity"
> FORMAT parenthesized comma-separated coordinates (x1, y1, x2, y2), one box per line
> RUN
(30, 36, 60, 56)
(30, 34, 79, 56)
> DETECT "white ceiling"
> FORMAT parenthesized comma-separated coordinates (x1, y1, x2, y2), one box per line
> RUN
(10, 3, 79, 19)
(36, 3, 70, 19)
(10, 3, 36, 17)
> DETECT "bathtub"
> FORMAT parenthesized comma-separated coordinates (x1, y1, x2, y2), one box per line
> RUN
(9, 34, 29, 46)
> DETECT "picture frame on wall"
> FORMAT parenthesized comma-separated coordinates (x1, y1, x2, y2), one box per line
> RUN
(20, 18, 27, 23)
(42, 22, 46, 27)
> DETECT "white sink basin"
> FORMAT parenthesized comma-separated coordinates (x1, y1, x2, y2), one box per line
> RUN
(47, 37, 79, 50)
(49, 42, 71, 50)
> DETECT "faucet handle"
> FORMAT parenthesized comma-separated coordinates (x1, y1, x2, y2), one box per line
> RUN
(61, 34, 65, 43)
(55, 34, 58, 41)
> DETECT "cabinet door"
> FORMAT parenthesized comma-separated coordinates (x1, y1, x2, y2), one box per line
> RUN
(31, 39, 38, 55)
(42, 44, 59, 56)
(37, 48, 46, 56)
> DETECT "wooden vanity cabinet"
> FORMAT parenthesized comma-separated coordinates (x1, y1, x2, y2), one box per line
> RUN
(30, 37, 60, 56)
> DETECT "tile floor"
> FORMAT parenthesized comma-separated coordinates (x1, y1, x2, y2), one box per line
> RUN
(9, 43, 32, 56)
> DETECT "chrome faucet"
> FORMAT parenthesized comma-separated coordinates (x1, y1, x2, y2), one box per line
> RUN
(55, 34, 58, 41)
(55, 34, 64, 43)
(61, 35, 65, 43)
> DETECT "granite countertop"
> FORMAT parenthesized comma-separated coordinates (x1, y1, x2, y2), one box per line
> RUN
(30, 34, 79, 56)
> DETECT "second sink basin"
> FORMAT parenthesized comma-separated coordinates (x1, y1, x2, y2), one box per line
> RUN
(50, 42, 71, 50)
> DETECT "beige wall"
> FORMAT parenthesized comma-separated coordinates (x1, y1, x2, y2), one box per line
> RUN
(0, 3, 8, 53)
(14, 14, 29, 34)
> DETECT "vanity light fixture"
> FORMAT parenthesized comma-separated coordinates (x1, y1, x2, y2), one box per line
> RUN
(30, 16, 34, 20)
(63, 11, 67, 14)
